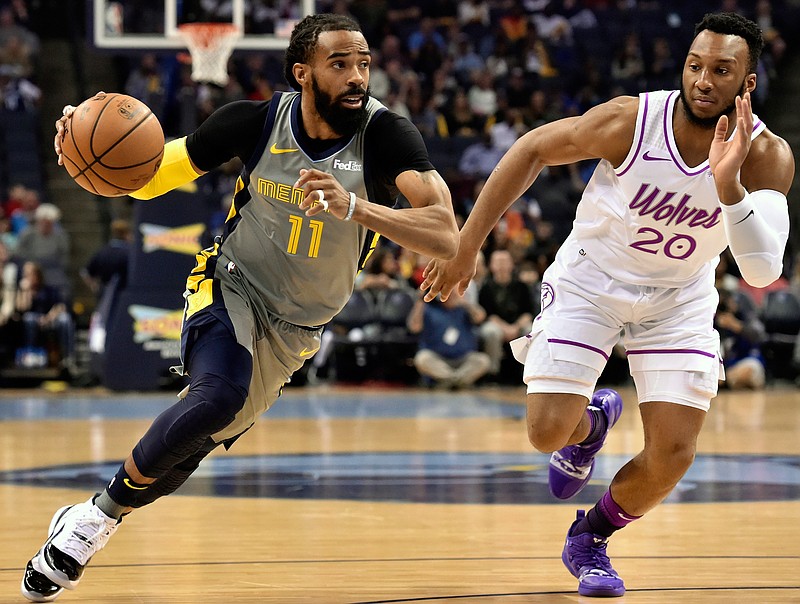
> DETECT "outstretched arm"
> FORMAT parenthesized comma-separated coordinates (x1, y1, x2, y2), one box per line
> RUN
(420, 96, 638, 302)
(711, 92, 795, 288)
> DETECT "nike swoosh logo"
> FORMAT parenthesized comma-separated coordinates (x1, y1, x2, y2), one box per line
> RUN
(733, 209, 754, 225)
(618, 512, 637, 521)
(642, 151, 670, 162)
(123, 478, 149, 490)
(299, 347, 320, 357)
(270, 143, 299, 154)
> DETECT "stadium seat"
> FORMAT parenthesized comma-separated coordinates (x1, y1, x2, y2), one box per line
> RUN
(760, 289, 800, 379)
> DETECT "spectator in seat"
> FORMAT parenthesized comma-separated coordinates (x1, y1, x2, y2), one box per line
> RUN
(14, 202, 70, 299)
(6, 261, 73, 369)
(7, 183, 36, 234)
(407, 289, 490, 389)
(357, 247, 411, 291)
(81, 218, 133, 300)
(479, 249, 536, 376)
(458, 131, 505, 180)
(715, 288, 767, 389)
(0, 239, 16, 365)
(0, 205, 16, 253)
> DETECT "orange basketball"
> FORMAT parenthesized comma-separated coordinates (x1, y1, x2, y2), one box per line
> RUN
(60, 93, 164, 197)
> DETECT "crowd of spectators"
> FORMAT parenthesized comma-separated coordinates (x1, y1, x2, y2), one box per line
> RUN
(3, 0, 800, 386)
(0, 1, 66, 374)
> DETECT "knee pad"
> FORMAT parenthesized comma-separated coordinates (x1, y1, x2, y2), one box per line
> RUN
(632, 369, 717, 411)
(522, 331, 600, 398)
(133, 373, 248, 476)
(179, 373, 249, 435)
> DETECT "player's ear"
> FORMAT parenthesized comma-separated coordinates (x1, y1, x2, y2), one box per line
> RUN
(293, 63, 308, 86)
(744, 73, 756, 95)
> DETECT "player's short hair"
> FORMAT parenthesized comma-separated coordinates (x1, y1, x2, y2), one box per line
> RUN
(694, 12, 764, 73)
(284, 14, 363, 91)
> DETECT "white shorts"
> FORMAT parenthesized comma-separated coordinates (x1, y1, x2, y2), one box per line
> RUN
(510, 236, 722, 410)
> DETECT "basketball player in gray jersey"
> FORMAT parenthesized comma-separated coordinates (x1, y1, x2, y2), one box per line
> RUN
(22, 14, 458, 602)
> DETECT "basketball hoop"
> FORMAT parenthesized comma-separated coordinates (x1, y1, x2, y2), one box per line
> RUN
(178, 23, 241, 86)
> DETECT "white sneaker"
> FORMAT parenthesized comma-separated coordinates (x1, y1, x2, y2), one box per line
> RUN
(30, 498, 119, 590)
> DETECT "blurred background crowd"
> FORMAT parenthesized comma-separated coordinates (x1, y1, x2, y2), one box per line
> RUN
(0, 0, 799, 390)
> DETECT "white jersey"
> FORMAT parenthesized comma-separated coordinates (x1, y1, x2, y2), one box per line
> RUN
(571, 89, 766, 287)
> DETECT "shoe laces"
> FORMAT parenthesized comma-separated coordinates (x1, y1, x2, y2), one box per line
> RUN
(570, 536, 617, 577)
(555, 442, 596, 473)
(56, 506, 118, 565)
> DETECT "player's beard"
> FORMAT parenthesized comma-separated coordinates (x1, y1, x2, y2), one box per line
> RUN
(312, 77, 370, 137)
(678, 78, 747, 129)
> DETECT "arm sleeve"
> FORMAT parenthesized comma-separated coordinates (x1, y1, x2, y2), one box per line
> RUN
(130, 100, 269, 200)
(185, 100, 269, 170)
(720, 189, 790, 288)
(365, 110, 435, 181)
(128, 137, 201, 200)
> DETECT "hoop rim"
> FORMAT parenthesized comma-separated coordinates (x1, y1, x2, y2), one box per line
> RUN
(177, 22, 241, 39)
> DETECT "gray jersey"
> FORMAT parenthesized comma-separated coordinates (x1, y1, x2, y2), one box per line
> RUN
(217, 91, 386, 327)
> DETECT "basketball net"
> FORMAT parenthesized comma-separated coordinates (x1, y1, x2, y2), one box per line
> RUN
(178, 23, 241, 86)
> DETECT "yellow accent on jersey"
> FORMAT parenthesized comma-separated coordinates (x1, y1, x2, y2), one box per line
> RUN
(359, 232, 382, 273)
(299, 347, 319, 357)
(129, 137, 202, 200)
(270, 142, 299, 154)
(287, 215, 303, 254)
(308, 220, 324, 258)
(185, 243, 220, 318)
(186, 278, 214, 318)
(225, 177, 245, 222)
(190, 243, 220, 274)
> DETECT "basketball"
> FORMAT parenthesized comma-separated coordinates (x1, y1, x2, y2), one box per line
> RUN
(60, 93, 165, 197)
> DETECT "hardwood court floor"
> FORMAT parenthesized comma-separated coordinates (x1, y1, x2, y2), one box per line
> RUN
(1, 384, 799, 603)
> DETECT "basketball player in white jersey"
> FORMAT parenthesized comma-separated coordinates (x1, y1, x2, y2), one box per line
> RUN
(421, 12, 793, 597)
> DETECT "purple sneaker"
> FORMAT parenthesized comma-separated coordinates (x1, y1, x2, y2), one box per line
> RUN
(562, 510, 625, 597)
(549, 388, 623, 500)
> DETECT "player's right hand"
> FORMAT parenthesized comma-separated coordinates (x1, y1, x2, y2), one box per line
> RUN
(419, 250, 478, 303)
(54, 92, 104, 166)
(54, 104, 76, 166)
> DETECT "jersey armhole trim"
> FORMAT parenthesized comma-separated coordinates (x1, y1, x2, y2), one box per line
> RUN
(615, 92, 648, 177)
(246, 91, 283, 173)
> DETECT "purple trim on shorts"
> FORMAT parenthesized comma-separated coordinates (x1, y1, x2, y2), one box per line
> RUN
(547, 338, 610, 360)
(664, 91, 708, 176)
(626, 348, 716, 359)
(616, 92, 648, 177)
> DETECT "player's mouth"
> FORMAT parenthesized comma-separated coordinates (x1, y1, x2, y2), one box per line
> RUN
(693, 95, 715, 108)
(339, 95, 364, 108)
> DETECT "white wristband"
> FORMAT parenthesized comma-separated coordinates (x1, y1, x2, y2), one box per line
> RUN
(344, 191, 356, 221)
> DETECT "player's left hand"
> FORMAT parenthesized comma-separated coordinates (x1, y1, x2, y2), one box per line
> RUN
(709, 91, 754, 185)
(295, 168, 352, 220)
(419, 250, 478, 303)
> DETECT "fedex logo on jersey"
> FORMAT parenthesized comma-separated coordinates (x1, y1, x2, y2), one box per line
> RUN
(333, 158, 362, 172)
(629, 183, 721, 229)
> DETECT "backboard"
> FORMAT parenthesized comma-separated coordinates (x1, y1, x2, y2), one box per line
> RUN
(92, 0, 316, 51)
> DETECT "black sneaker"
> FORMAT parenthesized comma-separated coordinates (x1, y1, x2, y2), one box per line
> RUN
(20, 560, 63, 602)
